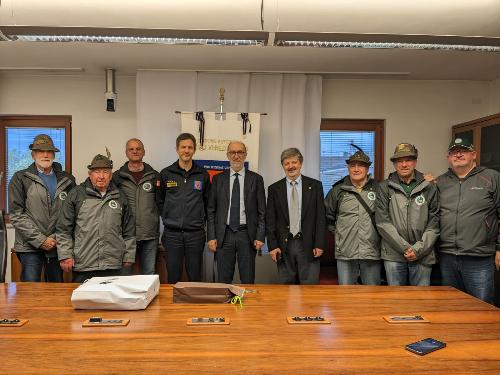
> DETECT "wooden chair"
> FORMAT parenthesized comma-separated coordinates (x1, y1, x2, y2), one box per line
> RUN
(0, 210, 7, 282)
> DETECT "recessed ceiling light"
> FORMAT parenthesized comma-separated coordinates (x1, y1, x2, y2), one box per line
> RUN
(9, 34, 264, 46)
(277, 40, 500, 52)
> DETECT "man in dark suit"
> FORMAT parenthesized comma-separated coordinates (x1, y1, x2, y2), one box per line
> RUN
(207, 140, 266, 284)
(266, 147, 326, 284)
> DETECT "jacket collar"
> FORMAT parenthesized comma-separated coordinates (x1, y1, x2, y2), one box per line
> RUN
(83, 178, 120, 199)
(25, 162, 67, 182)
(388, 170, 425, 184)
(340, 175, 376, 192)
(118, 162, 155, 180)
(167, 160, 204, 176)
(445, 165, 484, 180)
(387, 170, 428, 195)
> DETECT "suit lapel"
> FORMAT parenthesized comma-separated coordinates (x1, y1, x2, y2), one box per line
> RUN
(219, 171, 230, 223)
(301, 176, 311, 221)
(278, 178, 289, 223)
(222, 170, 230, 203)
(243, 170, 253, 207)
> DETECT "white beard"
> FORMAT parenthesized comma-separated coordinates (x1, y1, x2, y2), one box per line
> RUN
(35, 159, 54, 171)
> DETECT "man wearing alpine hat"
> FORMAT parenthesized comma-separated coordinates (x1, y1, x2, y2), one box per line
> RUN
(57, 151, 135, 283)
(375, 143, 439, 286)
(9, 134, 75, 282)
(325, 151, 381, 285)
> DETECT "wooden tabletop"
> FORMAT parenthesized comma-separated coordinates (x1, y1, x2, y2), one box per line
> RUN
(1, 283, 499, 374)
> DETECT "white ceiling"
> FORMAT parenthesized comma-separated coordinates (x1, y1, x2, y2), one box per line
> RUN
(1, 0, 500, 80)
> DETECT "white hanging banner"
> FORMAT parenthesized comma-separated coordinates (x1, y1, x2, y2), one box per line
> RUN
(181, 112, 261, 176)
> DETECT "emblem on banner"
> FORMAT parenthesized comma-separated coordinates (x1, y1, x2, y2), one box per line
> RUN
(194, 180, 202, 191)
(143, 182, 152, 192)
(415, 195, 426, 206)
(109, 200, 118, 209)
(59, 191, 68, 201)
(367, 191, 376, 201)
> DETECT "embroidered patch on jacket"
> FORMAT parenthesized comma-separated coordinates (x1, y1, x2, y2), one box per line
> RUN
(109, 200, 118, 209)
(367, 191, 376, 201)
(59, 191, 68, 201)
(415, 195, 426, 206)
(166, 181, 178, 188)
(142, 182, 152, 192)
(194, 180, 202, 190)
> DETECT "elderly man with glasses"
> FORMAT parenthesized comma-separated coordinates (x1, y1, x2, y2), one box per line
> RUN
(207, 140, 266, 284)
(436, 138, 500, 304)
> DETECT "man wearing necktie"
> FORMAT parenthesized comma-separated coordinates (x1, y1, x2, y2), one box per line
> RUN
(207, 141, 266, 284)
(266, 148, 326, 284)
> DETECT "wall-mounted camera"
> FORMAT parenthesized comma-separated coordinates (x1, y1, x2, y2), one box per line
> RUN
(105, 68, 117, 112)
(105, 91, 117, 112)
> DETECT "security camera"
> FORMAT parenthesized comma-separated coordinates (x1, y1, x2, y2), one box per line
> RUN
(105, 68, 117, 112)
(105, 91, 117, 112)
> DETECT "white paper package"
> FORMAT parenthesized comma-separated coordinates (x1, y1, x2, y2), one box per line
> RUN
(71, 275, 160, 310)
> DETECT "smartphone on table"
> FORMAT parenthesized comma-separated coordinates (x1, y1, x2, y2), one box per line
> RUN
(405, 338, 446, 356)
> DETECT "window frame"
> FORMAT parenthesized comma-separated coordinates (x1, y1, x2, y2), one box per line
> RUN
(0, 115, 72, 212)
(452, 112, 500, 165)
(320, 118, 385, 182)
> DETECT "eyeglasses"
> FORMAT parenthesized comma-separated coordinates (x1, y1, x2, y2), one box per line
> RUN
(449, 149, 472, 156)
(227, 151, 246, 157)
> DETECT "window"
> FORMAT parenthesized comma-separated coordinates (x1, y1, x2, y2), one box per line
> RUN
(452, 112, 500, 172)
(0, 116, 72, 212)
(320, 119, 384, 196)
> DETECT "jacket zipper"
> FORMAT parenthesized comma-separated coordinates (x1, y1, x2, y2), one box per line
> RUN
(406, 195, 411, 247)
(454, 180, 462, 255)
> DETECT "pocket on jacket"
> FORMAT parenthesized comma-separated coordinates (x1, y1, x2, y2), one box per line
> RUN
(334, 230, 343, 253)
(484, 212, 498, 244)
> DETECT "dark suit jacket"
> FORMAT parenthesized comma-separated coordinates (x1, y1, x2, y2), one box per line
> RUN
(266, 175, 326, 261)
(207, 169, 266, 246)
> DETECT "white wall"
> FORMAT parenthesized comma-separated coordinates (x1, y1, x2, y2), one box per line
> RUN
(322, 79, 492, 177)
(0, 73, 137, 182)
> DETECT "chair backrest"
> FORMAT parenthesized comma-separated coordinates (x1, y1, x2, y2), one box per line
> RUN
(0, 210, 7, 282)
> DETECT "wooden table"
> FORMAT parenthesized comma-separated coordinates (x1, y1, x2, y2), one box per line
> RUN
(1, 283, 499, 374)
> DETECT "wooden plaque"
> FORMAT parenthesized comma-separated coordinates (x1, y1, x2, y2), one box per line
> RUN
(287, 317, 331, 324)
(0, 319, 28, 327)
(187, 317, 230, 326)
(383, 315, 429, 324)
(82, 319, 130, 327)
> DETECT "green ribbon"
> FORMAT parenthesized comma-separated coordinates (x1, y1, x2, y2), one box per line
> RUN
(230, 295, 243, 307)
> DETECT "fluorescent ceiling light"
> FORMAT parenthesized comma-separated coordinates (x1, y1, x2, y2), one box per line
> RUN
(0, 67, 84, 72)
(9, 34, 264, 46)
(277, 40, 500, 52)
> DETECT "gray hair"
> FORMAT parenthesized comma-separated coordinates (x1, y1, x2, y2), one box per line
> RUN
(125, 138, 144, 150)
(227, 140, 247, 153)
(281, 147, 303, 165)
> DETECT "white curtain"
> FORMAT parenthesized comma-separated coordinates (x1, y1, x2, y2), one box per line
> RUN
(136, 71, 322, 283)
(136, 71, 322, 185)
